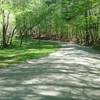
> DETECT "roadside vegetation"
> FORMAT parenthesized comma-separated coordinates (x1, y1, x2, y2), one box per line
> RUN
(0, 0, 100, 68)
(0, 39, 59, 68)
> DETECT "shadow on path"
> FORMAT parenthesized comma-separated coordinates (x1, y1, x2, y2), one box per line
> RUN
(0, 44, 100, 100)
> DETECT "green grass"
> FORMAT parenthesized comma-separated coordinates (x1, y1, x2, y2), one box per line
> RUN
(0, 39, 59, 68)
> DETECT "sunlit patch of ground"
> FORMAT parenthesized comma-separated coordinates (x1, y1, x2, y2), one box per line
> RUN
(0, 40, 58, 68)
(0, 43, 100, 100)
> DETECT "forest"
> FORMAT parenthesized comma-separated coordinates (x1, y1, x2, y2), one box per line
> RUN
(0, 0, 100, 48)
(0, 0, 100, 100)
(0, 0, 100, 67)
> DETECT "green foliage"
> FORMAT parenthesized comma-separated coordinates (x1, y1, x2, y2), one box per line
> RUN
(0, 0, 100, 48)
(0, 39, 59, 68)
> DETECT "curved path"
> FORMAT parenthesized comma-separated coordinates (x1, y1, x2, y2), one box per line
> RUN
(0, 44, 100, 100)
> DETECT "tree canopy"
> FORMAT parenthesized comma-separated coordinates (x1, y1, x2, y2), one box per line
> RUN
(0, 0, 100, 47)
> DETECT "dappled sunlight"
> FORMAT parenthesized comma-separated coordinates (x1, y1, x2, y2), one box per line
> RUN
(0, 40, 57, 68)
(0, 44, 100, 100)
(35, 90, 61, 97)
(22, 79, 40, 85)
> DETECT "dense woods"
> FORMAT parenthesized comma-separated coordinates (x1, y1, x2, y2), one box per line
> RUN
(0, 0, 100, 48)
(0, 1, 100, 99)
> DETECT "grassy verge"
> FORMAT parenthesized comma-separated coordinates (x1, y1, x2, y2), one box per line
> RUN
(0, 39, 59, 68)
